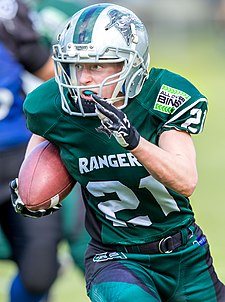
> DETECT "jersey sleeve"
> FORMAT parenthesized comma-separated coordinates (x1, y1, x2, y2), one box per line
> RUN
(160, 96, 208, 134)
(149, 69, 208, 135)
(23, 79, 61, 137)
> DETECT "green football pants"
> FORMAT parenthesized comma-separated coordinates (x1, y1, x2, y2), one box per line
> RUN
(85, 225, 225, 301)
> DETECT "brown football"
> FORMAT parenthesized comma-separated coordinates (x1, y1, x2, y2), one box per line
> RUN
(18, 140, 75, 210)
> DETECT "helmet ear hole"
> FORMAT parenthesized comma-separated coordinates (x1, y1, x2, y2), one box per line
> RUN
(127, 52, 150, 98)
(125, 68, 146, 98)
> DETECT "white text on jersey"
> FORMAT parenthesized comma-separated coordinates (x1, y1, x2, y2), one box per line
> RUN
(79, 153, 142, 174)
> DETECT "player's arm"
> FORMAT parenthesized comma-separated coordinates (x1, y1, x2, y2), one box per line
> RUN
(93, 94, 197, 197)
(131, 130, 198, 197)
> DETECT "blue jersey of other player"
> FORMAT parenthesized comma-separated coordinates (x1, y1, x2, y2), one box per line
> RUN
(0, 42, 31, 150)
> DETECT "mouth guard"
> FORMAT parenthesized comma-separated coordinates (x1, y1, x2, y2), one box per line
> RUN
(84, 90, 94, 96)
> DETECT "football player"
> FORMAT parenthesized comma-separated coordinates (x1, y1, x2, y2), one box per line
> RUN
(10, 3, 225, 301)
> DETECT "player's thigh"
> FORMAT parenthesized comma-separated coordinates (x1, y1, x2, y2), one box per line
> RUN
(180, 241, 225, 302)
(21, 213, 62, 264)
(86, 257, 161, 302)
(19, 211, 62, 288)
(8, 203, 62, 261)
(89, 281, 161, 302)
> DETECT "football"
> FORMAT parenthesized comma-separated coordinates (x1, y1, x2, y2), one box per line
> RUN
(18, 140, 75, 210)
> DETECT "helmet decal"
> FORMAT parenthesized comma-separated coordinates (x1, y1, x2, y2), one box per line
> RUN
(73, 4, 110, 44)
(105, 9, 144, 46)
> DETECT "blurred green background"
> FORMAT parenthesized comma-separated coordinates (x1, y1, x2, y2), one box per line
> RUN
(1, 0, 225, 301)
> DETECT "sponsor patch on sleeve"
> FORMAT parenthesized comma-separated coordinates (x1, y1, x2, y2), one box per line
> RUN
(154, 84, 191, 114)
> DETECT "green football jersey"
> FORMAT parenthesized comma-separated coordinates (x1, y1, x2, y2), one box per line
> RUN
(23, 67, 208, 245)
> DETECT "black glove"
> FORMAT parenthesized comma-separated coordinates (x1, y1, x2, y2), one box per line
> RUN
(92, 94, 140, 150)
(9, 178, 62, 218)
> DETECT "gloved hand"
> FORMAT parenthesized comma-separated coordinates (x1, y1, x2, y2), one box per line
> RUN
(9, 178, 62, 218)
(92, 94, 140, 150)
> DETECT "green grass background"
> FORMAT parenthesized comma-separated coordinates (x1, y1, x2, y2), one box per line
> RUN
(1, 28, 225, 301)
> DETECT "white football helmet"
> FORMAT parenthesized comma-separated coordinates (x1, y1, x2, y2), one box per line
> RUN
(52, 3, 150, 116)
